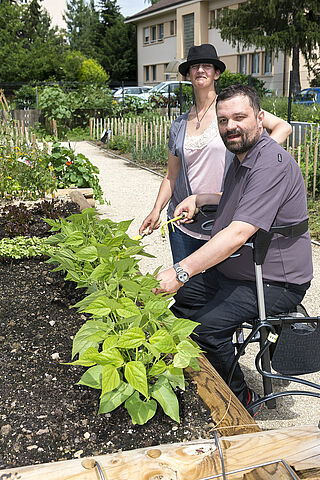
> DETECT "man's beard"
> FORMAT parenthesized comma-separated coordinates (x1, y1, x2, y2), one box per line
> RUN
(221, 127, 260, 155)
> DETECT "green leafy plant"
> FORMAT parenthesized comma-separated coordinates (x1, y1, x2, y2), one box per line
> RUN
(108, 135, 132, 153)
(0, 236, 57, 260)
(43, 142, 104, 203)
(44, 208, 201, 425)
(0, 142, 57, 200)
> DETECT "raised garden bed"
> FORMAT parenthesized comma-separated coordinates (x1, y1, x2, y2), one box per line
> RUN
(0, 200, 214, 469)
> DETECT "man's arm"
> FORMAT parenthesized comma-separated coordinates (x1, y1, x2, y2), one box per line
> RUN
(154, 220, 258, 294)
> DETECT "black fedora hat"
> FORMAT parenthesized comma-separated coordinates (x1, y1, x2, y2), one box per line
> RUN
(179, 44, 226, 76)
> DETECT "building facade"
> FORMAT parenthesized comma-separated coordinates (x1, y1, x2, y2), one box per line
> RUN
(126, 0, 311, 95)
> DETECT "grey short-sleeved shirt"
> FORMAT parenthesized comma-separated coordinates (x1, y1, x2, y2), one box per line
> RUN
(212, 130, 313, 285)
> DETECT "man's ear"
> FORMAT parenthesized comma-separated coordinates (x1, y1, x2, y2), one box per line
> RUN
(257, 109, 264, 126)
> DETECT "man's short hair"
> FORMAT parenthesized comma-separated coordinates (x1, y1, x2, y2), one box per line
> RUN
(216, 84, 261, 114)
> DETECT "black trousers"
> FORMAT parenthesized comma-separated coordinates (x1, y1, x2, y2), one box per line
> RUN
(171, 268, 308, 404)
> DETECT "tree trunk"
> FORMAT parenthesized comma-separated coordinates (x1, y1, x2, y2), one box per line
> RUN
(291, 44, 301, 95)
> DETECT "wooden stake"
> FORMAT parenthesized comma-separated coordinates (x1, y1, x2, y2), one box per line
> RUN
(305, 144, 310, 192)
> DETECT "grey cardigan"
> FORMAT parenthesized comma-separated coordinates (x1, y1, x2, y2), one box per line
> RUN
(167, 111, 234, 235)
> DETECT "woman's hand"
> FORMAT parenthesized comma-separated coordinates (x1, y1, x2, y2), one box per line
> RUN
(174, 195, 198, 224)
(139, 209, 161, 235)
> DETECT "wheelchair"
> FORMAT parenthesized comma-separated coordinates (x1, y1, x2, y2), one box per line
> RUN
(227, 219, 320, 410)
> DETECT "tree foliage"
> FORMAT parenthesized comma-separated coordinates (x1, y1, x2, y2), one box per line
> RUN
(217, 0, 320, 93)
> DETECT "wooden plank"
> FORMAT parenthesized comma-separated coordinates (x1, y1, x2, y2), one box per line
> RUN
(1, 426, 319, 480)
(186, 355, 261, 436)
(242, 461, 300, 479)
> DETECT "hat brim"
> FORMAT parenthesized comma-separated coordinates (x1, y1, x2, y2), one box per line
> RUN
(179, 58, 226, 76)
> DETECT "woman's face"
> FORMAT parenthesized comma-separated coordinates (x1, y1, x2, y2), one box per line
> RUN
(187, 63, 220, 90)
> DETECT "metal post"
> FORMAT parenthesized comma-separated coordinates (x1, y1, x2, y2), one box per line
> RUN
(255, 263, 276, 408)
(168, 84, 171, 118)
(179, 81, 182, 115)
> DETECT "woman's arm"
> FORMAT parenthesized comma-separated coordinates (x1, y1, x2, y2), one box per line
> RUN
(139, 151, 181, 234)
(262, 110, 292, 144)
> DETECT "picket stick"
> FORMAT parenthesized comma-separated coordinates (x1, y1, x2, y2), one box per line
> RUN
(305, 144, 310, 192)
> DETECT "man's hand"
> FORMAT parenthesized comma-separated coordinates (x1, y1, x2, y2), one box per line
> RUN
(153, 267, 182, 295)
(174, 195, 198, 224)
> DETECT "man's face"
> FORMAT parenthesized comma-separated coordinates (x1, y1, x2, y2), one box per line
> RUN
(217, 95, 264, 158)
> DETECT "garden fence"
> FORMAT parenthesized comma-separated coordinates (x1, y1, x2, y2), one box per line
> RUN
(0, 119, 37, 152)
(90, 115, 175, 152)
(90, 117, 320, 199)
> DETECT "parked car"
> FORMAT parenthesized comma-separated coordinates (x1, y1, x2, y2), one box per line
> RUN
(113, 86, 152, 102)
(293, 87, 320, 105)
(146, 81, 192, 99)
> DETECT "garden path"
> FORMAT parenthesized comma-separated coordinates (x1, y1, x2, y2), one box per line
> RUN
(69, 141, 320, 432)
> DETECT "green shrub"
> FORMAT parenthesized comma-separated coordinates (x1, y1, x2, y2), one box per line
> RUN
(108, 135, 132, 153)
(79, 59, 109, 85)
(44, 208, 201, 425)
(43, 142, 104, 202)
(13, 85, 36, 110)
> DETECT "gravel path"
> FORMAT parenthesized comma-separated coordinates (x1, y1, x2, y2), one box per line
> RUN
(71, 141, 320, 431)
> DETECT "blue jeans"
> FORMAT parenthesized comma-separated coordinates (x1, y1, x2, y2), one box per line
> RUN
(168, 223, 207, 263)
(171, 267, 308, 404)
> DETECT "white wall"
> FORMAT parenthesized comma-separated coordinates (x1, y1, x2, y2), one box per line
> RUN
(42, 0, 67, 30)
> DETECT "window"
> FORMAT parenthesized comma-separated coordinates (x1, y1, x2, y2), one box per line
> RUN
(145, 66, 150, 82)
(151, 25, 157, 42)
(251, 53, 260, 74)
(183, 13, 194, 58)
(264, 51, 272, 74)
(158, 23, 164, 41)
(239, 54, 247, 74)
(144, 27, 149, 44)
(170, 20, 176, 35)
(209, 10, 216, 28)
(152, 65, 157, 82)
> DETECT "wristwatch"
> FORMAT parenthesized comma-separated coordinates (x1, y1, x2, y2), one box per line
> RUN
(173, 263, 189, 284)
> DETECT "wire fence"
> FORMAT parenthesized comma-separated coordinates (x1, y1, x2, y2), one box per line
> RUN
(90, 116, 320, 199)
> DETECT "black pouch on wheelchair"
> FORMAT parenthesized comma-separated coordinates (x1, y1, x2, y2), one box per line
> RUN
(271, 321, 320, 375)
(182, 204, 218, 235)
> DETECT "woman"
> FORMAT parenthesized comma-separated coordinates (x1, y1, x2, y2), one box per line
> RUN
(139, 44, 292, 263)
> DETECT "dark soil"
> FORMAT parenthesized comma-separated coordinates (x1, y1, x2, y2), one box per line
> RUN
(0, 203, 212, 470)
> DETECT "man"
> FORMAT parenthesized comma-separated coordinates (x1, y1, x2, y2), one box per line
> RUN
(155, 84, 313, 414)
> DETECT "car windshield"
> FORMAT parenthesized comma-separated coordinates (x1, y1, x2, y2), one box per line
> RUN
(148, 82, 167, 94)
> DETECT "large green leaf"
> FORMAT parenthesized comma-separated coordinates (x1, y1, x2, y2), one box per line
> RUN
(124, 361, 148, 398)
(162, 366, 185, 390)
(149, 329, 175, 353)
(83, 297, 118, 317)
(148, 359, 167, 377)
(72, 320, 109, 358)
(102, 335, 118, 350)
(63, 231, 83, 247)
(77, 365, 103, 389)
(119, 279, 140, 297)
(117, 328, 145, 349)
(99, 381, 134, 414)
(125, 391, 157, 425)
(76, 246, 98, 262)
(170, 318, 200, 342)
(102, 364, 120, 395)
(89, 263, 111, 281)
(151, 376, 180, 423)
(81, 346, 124, 368)
(116, 297, 141, 319)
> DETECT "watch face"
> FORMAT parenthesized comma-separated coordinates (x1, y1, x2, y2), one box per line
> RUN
(178, 271, 189, 283)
